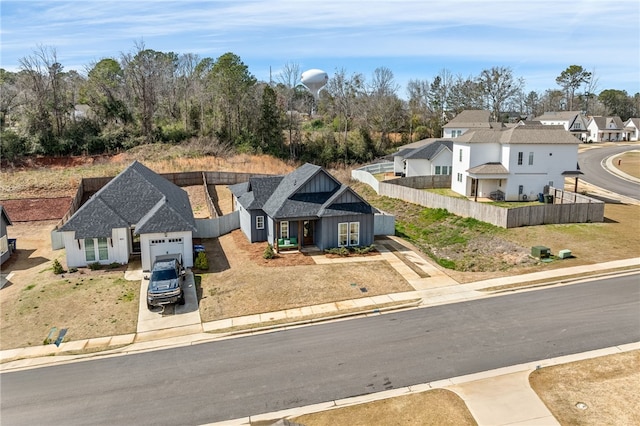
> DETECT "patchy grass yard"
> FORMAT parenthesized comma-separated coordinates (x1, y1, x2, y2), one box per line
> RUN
(290, 389, 476, 426)
(615, 150, 640, 178)
(351, 182, 640, 284)
(197, 230, 414, 322)
(530, 350, 640, 426)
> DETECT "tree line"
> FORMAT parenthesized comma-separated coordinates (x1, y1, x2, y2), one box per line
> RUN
(2, 43, 639, 164)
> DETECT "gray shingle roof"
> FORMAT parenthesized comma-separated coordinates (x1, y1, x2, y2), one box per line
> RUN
(589, 116, 625, 130)
(534, 111, 583, 121)
(404, 140, 453, 160)
(455, 126, 581, 145)
(467, 162, 509, 175)
(443, 110, 491, 128)
(232, 163, 375, 220)
(59, 161, 195, 239)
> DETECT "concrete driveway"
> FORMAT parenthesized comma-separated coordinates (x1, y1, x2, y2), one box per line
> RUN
(136, 270, 202, 339)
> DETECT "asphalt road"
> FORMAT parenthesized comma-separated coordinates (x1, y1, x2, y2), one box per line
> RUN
(2, 274, 639, 425)
(579, 144, 640, 201)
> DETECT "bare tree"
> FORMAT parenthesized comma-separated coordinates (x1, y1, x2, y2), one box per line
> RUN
(477, 66, 523, 121)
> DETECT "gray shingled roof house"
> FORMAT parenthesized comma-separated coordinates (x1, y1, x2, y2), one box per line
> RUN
(59, 161, 196, 271)
(442, 110, 504, 138)
(230, 163, 376, 252)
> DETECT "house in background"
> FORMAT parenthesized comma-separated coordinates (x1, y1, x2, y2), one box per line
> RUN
(451, 126, 581, 201)
(59, 161, 196, 271)
(442, 110, 504, 138)
(230, 163, 376, 252)
(401, 139, 453, 177)
(623, 118, 639, 141)
(0, 205, 14, 265)
(586, 116, 625, 142)
(534, 111, 589, 141)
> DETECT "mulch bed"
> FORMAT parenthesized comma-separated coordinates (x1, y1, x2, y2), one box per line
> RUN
(0, 197, 72, 222)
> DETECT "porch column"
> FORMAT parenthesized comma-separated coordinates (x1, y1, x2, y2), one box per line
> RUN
(297, 221, 303, 249)
(275, 221, 280, 253)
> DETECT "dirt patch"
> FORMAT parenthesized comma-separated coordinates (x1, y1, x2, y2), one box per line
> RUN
(1, 197, 72, 222)
(183, 185, 211, 219)
(291, 388, 476, 426)
(530, 350, 640, 426)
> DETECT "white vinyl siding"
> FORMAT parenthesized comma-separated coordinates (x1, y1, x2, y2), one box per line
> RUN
(97, 237, 109, 260)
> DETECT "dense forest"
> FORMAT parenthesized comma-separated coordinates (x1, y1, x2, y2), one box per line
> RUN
(1, 43, 639, 165)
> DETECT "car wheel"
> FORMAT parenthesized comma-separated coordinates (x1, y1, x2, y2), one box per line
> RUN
(178, 294, 185, 305)
(147, 303, 154, 310)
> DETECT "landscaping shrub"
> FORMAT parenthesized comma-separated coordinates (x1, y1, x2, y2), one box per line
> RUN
(195, 251, 209, 270)
(52, 259, 65, 275)
(263, 243, 275, 259)
(88, 262, 102, 270)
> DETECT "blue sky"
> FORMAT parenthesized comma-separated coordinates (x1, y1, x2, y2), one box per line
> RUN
(2, 0, 639, 97)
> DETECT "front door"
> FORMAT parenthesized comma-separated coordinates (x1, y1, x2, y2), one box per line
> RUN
(303, 220, 314, 245)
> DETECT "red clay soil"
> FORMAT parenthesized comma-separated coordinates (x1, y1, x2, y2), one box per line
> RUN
(1, 197, 72, 222)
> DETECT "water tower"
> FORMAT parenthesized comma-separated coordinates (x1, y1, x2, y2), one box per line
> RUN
(301, 69, 328, 100)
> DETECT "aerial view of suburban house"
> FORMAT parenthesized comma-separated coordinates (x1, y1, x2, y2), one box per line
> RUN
(230, 163, 376, 252)
(624, 118, 640, 141)
(58, 161, 196, 271)
(534, 111, 589, 141)
(0, 205, 14, 265)
(442, 109, 504, 138)
(396, 139, 453, 178)
(450, 126, 581, 201)
(586, 116, 626, 142)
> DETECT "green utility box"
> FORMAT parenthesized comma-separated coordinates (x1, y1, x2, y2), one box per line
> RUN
(558, 249, 572, 259)
(531, 246, 550, 258)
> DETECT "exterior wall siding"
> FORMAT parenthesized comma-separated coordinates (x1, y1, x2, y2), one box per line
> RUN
(317, 214, 374, 250)
(61, 228, 129, 268)
(299, 172, 338, 193)
(140, 231, 193, 271)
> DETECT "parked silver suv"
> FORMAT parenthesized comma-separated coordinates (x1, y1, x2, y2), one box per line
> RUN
(147, 255, 185, 309)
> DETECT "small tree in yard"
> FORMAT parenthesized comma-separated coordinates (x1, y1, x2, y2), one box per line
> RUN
(195, 251, 209, 270)
(52, 259, 65, 274)
(263, 243, 275, 259)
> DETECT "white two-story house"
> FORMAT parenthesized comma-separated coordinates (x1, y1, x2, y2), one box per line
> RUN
(534, 111, 589, 141)
(451, 126, 581, 201)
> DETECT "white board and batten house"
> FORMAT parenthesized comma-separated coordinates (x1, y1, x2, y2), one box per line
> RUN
(451, 126, 581, 201)
(59, 161, 197, 271)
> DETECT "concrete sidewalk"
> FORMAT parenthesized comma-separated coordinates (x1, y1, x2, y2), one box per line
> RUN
(212, 342, 640, 426)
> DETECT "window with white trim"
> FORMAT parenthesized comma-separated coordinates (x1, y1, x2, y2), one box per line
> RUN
(338, 222, 348, 246)
(349, 222, 360, 246)
(256, 216, 264, 229)
(457, 173, 463, 182)
(435, 166, 441, 175)
(97, 237, 109, 260)
(280, 221, 289, 239)
(85, 238, 95, 262)
(459, 149, 463, 161)
(528, 152, 534, 165)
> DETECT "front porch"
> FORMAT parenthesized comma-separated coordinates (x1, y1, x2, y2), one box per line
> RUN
(273, 219, 316, 253)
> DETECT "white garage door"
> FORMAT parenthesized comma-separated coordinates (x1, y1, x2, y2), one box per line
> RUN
(149, 237, 184, 265)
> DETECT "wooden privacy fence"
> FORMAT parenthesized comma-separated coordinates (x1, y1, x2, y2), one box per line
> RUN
(352, 166, 604, 228)
(52, 171, 269, 248)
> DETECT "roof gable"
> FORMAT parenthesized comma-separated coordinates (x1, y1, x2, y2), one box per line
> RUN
(443, 110, 491, 128)
(0, 205, 12, 227)
(404, 140, 453, 160)
(59, 161, 195, 237)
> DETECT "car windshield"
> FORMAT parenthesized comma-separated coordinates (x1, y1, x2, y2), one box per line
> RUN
(151, 268, 177, 281)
